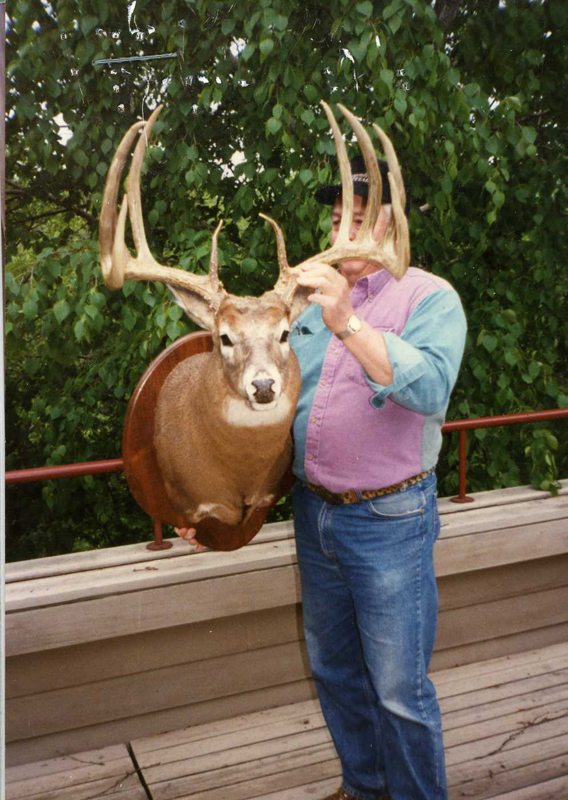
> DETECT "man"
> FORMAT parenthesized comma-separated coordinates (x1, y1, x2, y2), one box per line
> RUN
(177, 154, 466, 800)
(288, 155, 467, 800)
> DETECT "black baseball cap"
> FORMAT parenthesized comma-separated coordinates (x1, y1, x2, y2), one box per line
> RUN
(315, 155, 411, 216)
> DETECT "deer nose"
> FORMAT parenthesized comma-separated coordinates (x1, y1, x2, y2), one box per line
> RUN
(252, 378, 275, 403)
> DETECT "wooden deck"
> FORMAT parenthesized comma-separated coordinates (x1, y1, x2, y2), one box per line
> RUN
(7, 640, 568, 800)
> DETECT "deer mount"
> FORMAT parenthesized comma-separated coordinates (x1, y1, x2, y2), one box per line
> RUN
(99, 102, 409, 551)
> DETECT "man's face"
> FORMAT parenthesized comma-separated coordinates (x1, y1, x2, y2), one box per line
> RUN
(331, 193, 392, 286)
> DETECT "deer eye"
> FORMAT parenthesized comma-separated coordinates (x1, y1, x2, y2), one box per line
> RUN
(280, 330, 290, 343)
(220, 334, 233, 347)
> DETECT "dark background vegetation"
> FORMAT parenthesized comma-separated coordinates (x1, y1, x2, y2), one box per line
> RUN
(6, 0, 568, 561)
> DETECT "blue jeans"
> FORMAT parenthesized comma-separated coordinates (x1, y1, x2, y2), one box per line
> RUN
(293, 472, 447, 800)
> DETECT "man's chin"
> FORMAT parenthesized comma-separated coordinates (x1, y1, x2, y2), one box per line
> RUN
(338, 259, 366, 273)
(338, 259, 383, 279)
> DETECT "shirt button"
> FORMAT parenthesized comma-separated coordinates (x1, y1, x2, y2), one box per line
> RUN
(311, 416, 318, 424)
(321, 379, 327, 386)
(307, 454, 315, 461)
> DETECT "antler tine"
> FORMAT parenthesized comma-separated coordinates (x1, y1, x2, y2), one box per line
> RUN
(373, 122, 410, 277)
(258, 213, 292, 294)
(372, 123, 406, 215)
(319, 101, 354, 248)
(127, 105, 164, 264)
(335, 103, 382, 243)
(259, 213, 289, 274)
(259, 213, 305, 307)
(100, 120, 146, 289)
(209, 220, 224, 294)
(372, 123, 410, 279)
(99, 106, 226, 309)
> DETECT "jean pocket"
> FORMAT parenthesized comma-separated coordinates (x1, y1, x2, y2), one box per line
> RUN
(367, 488, 426, 520)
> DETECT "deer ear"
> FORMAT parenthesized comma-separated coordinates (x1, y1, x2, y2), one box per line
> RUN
(287, 285, 312, 323)
(168, 285, 216, 331)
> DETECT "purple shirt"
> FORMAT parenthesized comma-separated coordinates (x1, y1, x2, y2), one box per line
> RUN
(290, 267, 467, 493)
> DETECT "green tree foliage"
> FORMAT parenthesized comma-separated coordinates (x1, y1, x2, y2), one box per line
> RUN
(6, 0, 568, 560)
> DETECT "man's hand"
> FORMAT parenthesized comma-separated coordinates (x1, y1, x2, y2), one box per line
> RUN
(295, 261, 394, 386)
(174, 527, 208, 553)
(295, 262, 354, 334)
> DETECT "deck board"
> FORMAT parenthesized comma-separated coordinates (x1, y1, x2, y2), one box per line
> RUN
(5, 743, 147, 799)
(132, 640, 568, 800)
(6, 642, 568, 800)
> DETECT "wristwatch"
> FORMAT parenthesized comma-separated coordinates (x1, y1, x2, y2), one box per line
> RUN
(336, 314, 362, 340)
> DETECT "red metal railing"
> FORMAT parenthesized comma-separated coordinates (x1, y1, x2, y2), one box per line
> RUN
(443, 408, 568, 503)
(6, 408, 568, 548)
(5, 459, 124, 484)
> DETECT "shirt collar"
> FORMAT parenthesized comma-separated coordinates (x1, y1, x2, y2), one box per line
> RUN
(350, 268, 393, 304)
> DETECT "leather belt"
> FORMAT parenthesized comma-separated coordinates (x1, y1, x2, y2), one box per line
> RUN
(305, 469, 434, 506)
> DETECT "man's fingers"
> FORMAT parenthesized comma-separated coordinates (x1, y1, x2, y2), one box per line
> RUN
(174, 526, 208, 553)
(307, 293, 336, 307)
(297, 265, 332, 278)
(298, 263, 343, 282)
(296, 274, 335, 292)
(299, 263, 337, 276)
(175, 526, 196, 540)
(297, 272, 346, 295)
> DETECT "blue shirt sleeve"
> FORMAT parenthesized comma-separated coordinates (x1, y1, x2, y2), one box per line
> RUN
(365, 288, 467, 415)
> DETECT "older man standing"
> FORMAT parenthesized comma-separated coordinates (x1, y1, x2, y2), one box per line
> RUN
(291, 154, 467, 800)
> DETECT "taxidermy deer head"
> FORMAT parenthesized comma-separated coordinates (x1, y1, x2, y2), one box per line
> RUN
(99, 102, 409, 549)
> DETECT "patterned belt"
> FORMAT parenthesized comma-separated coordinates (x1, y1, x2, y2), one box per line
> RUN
(305, 469, 434, 506)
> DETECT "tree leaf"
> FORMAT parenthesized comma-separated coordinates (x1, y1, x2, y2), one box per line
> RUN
(53, 299, 71, 324)
(260, 38, 274, 57)
(304, 85, 318, 103)
(272, 14, 288, 31)
(242, 43, 256, 62)
(266, 117, 282, 134)
(482, 334, 497, 353)
(356, 1, 373, 18)
(241, 257, 257, 273)
(80, 16, 99, 37)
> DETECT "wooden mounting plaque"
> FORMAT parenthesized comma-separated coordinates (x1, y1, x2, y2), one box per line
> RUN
(122, 332, 293, 551)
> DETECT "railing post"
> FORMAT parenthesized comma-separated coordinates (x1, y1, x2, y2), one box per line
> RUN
(450, 429, 474, 504)
(146, 518, 173, 551)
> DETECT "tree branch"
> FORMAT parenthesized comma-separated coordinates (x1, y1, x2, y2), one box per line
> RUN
(435, 0, 462, 29)
(6, 180, 95, 224)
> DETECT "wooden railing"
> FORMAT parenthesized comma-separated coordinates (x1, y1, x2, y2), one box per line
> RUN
(6, 408, 568, 549)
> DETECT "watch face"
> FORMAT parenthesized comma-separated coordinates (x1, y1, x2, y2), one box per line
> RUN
(348, 315, 362, 333)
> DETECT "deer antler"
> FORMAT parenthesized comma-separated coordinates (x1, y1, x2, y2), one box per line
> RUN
(99, 105, 227, 312)
(100, 103, 409, 318)
(269, 101, 410, 307)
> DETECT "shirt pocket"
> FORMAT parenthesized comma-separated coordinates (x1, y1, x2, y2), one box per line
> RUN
(290, 331, 316, 374)
(290, 331, 315, 358)
(344, 324, 396, 388)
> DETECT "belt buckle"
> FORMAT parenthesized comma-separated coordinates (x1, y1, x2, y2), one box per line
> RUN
(345, 489, 359, 504)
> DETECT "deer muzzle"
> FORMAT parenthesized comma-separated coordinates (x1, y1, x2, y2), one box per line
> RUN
(252, 378, 276, 404)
